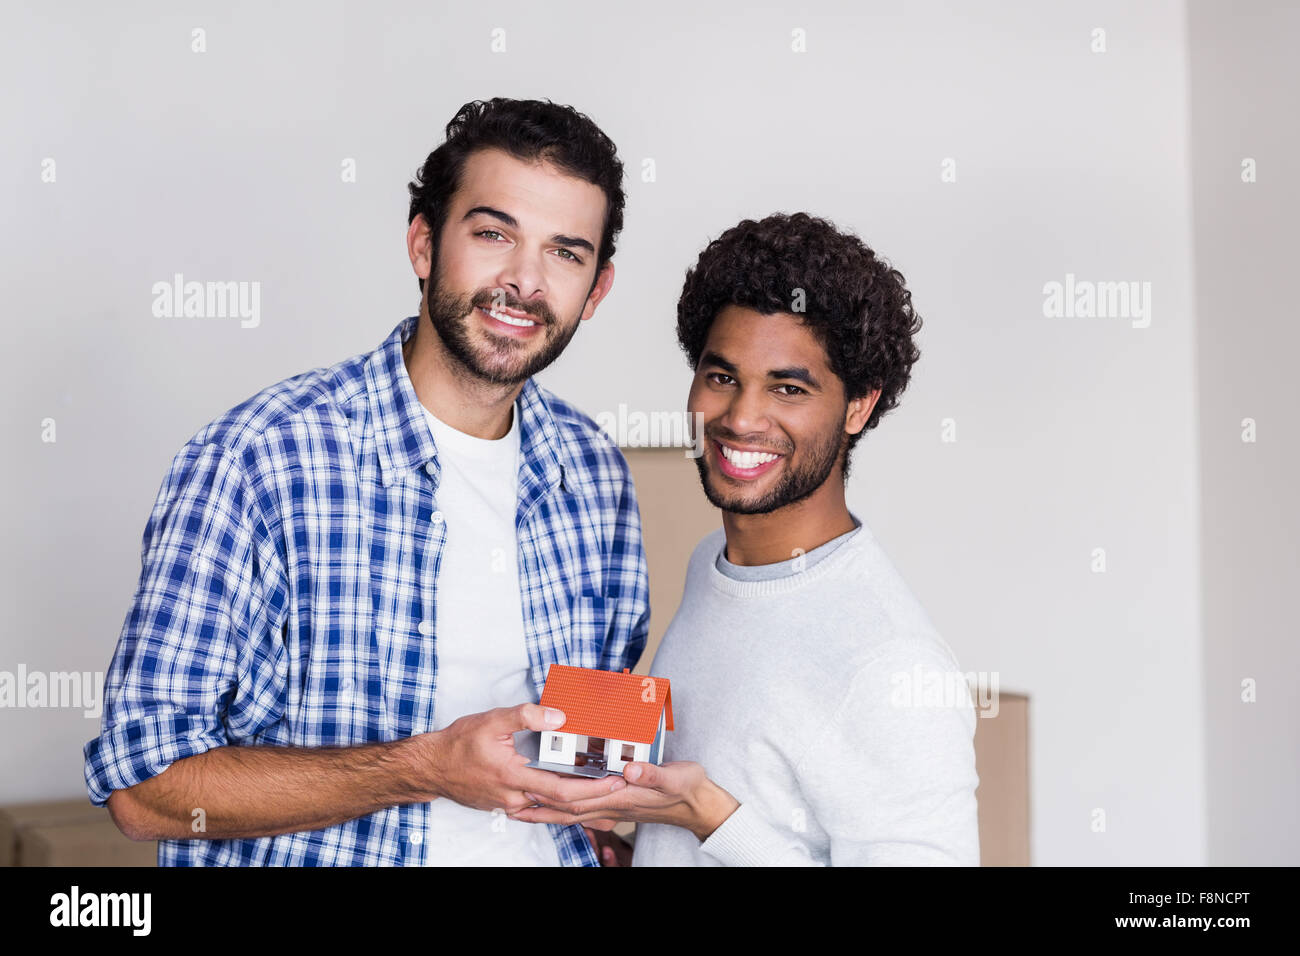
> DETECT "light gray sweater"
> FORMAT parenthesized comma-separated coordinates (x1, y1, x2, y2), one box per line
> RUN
(631, 518, 981, 866)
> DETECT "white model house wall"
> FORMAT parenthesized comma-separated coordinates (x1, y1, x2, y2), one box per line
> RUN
(605, 738, 651, 774)
(544, 731, 576, 765)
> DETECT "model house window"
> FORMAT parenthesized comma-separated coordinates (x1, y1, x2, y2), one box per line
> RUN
(622, 744, 636, 762)
(587, 737, 605, 754)
(550, 734, 563, 752)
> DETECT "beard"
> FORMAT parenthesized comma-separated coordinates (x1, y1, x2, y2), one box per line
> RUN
(425, 273, 582, 386)
(694, 420, 846, 515)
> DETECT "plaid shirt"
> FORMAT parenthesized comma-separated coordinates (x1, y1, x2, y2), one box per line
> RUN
(84, 315, 649, 866)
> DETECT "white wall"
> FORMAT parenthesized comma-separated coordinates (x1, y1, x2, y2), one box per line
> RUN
(2, 0, 1286, 865)
(829, 1, 1205, 865)
(1187, 0, 1300, 867)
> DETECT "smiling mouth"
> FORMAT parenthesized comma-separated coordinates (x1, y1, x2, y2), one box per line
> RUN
(478, 305, 540, 328)
(713, 440, 784, 479)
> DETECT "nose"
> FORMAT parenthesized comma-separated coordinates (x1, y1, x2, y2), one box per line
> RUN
(720, 383, 771, 440)
(493, 244, 546, 309)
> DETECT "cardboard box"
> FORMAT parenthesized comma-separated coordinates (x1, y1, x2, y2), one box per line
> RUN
(973, 693, 1030, 866)
(0, 798, 156, 867)
(19, 820, 157, 867)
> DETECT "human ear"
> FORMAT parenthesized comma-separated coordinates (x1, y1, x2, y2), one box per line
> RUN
(580, 260, 616, 322)
(845, 388, 881, 436)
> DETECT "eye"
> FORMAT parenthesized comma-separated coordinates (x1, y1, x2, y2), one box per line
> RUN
(476, 229, 506, 242)
(706, 372, 735, 386)
(555, 248, 583, 264)
(775, 384, 806, 396)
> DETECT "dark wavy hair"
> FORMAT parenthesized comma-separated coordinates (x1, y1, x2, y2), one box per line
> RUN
(407, 98, 625, 296)
(676, 212, 923, 478)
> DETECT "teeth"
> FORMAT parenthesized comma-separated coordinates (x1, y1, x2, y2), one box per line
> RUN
(720, 445, 779, 468)
(484, 307, 536, 327)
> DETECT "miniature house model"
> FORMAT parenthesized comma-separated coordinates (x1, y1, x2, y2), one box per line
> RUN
(528, 665, 674, 778)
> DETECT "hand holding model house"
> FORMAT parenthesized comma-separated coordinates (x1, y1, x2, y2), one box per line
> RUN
(515, 665, 740, 843)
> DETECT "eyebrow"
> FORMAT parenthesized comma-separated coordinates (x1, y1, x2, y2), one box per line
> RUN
(699, 351, 822, 390)
(462, 205, 596, 255)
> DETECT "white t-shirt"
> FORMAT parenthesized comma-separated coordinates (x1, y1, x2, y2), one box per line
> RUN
(419, 400, 561, 866)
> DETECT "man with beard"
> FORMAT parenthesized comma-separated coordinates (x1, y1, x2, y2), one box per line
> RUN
(85, 99, 646, 866)
(512, 213, 981, 866)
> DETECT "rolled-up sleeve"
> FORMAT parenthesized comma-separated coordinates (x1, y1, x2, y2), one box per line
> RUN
(84, 442, 289, 806)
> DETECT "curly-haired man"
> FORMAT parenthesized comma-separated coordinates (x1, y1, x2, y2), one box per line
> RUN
(515, 213, 981, 866)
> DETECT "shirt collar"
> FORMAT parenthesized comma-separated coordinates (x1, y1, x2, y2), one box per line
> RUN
(363, 315, 592, 496)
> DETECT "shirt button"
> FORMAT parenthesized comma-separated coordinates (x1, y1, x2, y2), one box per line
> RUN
(410, 833, 423, 845)
(430, 510, 444, 525)
(424, 462, 436, 475)
(340, 677, 355, 693)
(418, 620, 433, 637)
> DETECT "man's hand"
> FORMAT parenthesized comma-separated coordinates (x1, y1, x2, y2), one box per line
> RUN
(422, 702, 626, 813)
(509, 761, 740, 842)
(585, 826, 634, 866)
(102, 700, 625, 843)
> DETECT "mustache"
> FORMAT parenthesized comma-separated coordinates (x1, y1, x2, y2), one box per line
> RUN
(705, 428, 790, 455)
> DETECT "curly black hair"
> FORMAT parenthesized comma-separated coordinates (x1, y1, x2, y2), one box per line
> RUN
(676, 212, 923, 478)
(407, 98, 626, 296)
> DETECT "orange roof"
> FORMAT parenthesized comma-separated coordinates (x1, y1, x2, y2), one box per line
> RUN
(539, 665, 673, 745)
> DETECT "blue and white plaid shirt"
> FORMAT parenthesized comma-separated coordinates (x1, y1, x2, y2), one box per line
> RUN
(84, 315, 650, 866)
